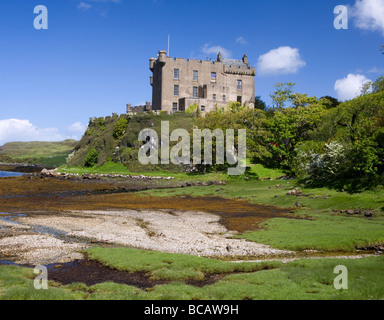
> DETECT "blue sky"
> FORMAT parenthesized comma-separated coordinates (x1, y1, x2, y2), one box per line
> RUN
(0, 0, 383, 144)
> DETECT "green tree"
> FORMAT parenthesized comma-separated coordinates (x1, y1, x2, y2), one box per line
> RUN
(113, 118, 129, 140)
(84, 148, 98, 167)
(319, 96, 340, 109)
(254, 96, 267, 110)
(265, 98, 328, 169)
(270, 82, 295, 109)
(372, 76, 384, 93)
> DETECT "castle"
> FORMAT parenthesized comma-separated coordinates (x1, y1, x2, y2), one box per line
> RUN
(127, 50, 255, 114)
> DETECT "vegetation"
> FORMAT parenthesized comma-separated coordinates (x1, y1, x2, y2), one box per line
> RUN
(0, 249, 383, 300)
(0, 140, 77, 167)
(62, 76, 384, 193)
(86, 247, 281, 281)
(84, 148, 98, 167)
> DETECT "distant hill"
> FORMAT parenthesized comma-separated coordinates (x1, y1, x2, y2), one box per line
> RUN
(0, 140, 78, 167)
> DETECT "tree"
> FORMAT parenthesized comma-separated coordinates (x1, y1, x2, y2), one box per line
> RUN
(319, 96, 340, 109)
(254, 96, 267, 110)
(113, 118, 129, 140)
(372, 76, 384, 93)
(290, 93, 317, 108)
(85, 148, 98, 167)
(270, 82, 295, 109)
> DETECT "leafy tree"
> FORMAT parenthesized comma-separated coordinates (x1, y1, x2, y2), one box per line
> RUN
(85, 148, 98, 167)
(113, 118, 129, 140)
(254, 96, 267, 110)
(319, 96, 340, 109)
(290, 93, 317, 108)
(372, 76, 384, 93)
(264, 98, 328, 169)
(270, 82, 295, 109)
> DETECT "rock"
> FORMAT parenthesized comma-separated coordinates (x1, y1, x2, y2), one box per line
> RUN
(364, 210, 373, 218)
(332, 209, 339, 213)
(286, 189, 303, 196)
(346, 210, 355, 215)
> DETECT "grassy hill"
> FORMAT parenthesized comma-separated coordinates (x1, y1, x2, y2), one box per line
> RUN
(0, 140, 78, 167)
(68, 112, 195, 173)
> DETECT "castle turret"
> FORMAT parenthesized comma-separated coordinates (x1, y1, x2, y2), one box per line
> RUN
(158, 50, 167, 63)
(242, 54, 249, 66)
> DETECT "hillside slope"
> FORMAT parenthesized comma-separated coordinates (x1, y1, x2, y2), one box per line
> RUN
(0, 140, 78, 167)
(68, 112, 195, 172)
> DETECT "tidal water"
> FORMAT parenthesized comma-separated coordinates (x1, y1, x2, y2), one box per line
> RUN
(0, 171, 24, 177)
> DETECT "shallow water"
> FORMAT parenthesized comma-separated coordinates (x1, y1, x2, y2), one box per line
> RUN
(0, 171, 24, 178)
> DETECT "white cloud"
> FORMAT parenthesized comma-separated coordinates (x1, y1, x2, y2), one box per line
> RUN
(367, 66, 384, 73)
(351, 0, 384, 35)
(76, 0, 121, 11)
(235, 36, 248, 45)
(256, 46, 306, 76)
(334, 73, 372, 101)
(77, 2, 92, 11)
(0, 119, 77, 145)
(201, 44, 231, 59)
(67, 122, 87, 133)
(82, 0, 121, 3)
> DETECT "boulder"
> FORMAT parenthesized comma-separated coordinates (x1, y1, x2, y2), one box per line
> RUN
(364, 210, 373, 218)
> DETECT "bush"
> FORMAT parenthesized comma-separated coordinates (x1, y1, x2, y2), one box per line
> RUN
(84, 148, 98, 167)
(113, 118, 129, 140)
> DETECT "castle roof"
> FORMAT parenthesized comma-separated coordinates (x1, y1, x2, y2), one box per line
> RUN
(221, 58, 249, 69)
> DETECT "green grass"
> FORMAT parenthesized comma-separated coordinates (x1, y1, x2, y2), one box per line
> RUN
(59, 161, 229, 182)
(247, 163, 286, 179)
(86, 247, 281, 282)
(0, 140, 77, 167)
(1, 248, 383, 300)
(236, 216, 384, 251)
(0, 265, 80, 300)
(0, 140, 77, 159)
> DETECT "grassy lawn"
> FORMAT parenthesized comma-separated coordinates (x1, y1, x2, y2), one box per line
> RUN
(0, 247, 383, 300)
(59, 161, 229, 182)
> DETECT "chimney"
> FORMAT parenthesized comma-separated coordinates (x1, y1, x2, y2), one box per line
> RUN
(126, 104, 132, 113)
(217, 52, 222, 62)
(158, 50, 167, 63)
(242, 54, 249, 66)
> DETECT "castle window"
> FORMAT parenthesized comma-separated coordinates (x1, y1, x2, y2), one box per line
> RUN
(237, 96, 242, 104)
(193, 87, 198, 98)
(223, 95, 226, 102)
(193, 70, 198, 82)
(237, 80, 243, 90)
(213, 94, 216, 101)
(201, 105, 205, 112)
(174, 69, 179, 80)
(174, 85, 179, 96)
(172, 103, 178, 112)
(211, 72, 216, 82)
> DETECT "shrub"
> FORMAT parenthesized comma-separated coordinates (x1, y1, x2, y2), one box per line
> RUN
(84, 148, 98, 167)
(113, 118, 129, 140)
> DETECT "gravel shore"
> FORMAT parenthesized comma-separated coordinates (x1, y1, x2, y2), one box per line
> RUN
(0, 209, 292, 265)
